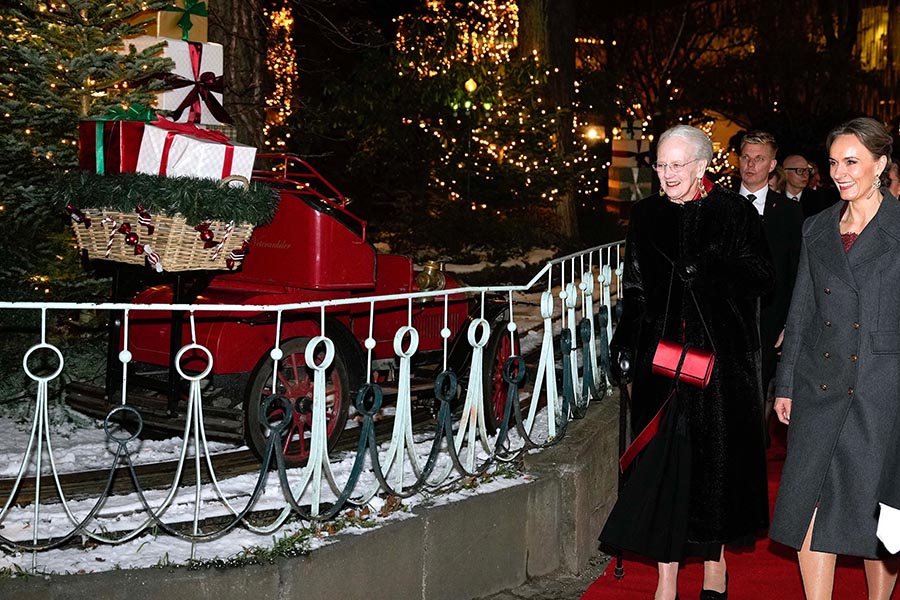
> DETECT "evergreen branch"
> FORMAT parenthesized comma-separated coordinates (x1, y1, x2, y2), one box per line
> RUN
(48, 171, 280, 225)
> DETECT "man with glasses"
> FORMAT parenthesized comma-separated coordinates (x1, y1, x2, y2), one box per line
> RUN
(738, 132, 804, 443)
(783, 154, 835, 217)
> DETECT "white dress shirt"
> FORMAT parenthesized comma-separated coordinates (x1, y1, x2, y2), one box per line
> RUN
(739, 184, 769, 216)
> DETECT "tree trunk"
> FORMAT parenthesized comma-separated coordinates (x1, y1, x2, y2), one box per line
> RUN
(208, 0, 269, 147)
(517, 0, 578, 240)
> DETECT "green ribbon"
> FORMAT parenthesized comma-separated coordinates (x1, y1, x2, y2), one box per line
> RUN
(163, 0, 208, 41)
(93, 104, 157, 122)
(91, 105, 156, 175)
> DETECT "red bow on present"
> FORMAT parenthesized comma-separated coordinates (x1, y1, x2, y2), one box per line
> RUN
(167, 42, 233, 124)
(150, 116, 229, 143)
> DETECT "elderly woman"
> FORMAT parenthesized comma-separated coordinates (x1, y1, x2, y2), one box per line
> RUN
(600, 125, 774, 600)
(771, 117, 900, 600)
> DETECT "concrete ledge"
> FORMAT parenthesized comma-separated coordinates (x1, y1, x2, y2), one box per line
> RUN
(0, 394, 620, 600)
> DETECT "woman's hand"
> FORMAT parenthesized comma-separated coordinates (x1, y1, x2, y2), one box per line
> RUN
(774, 397, 792, 425)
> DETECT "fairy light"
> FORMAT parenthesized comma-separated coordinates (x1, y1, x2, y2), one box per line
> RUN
(262, 1, 297, 148)
(395, 0, 519, 78)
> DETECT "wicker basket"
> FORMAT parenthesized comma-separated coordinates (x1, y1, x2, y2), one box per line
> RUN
(73, 209, 253, 272)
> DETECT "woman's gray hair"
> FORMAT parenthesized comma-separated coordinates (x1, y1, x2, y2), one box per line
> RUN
(657, 125, 714, 165)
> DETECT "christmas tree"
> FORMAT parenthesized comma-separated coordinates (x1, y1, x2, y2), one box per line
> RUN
(0, 0, 174, 300)
(392, 0, 590, 254)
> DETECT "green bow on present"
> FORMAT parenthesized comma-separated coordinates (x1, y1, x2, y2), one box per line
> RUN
(163, 0, 208, 41)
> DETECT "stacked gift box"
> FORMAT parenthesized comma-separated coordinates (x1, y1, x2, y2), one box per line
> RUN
(608, 137, 653, 201)
(72, 1, 260, 272)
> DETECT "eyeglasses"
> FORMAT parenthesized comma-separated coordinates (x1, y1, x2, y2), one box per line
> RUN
(784, 167, 813, 176)
(651, 159, 700, 174)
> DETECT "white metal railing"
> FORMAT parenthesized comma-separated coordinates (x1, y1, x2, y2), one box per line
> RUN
(0, 240, 623, 571)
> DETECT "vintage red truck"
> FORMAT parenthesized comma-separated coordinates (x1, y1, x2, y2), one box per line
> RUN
(69, 155, 516, 466)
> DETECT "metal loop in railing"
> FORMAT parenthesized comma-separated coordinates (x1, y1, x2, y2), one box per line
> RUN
(174, 343, 214, 381)
(354, 383, 384, 416)
(304, 335, 335, 370)
(103, 405, 143, 444)
(22, 343, 64, 382)
(259, 394, 294, 438)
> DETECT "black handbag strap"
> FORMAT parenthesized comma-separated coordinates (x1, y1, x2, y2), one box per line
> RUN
(654, 242, 718, 355)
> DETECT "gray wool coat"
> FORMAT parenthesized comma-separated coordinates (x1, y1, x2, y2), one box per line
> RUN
(770, 191, 900, 558)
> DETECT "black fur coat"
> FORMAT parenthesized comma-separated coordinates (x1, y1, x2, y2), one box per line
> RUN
(609, 184, 774, 552)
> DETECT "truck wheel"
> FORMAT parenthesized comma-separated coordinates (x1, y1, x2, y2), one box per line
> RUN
(244, 336, 351, 467)
(483, 322, 520, 434)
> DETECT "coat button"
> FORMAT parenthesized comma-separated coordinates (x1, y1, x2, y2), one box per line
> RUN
(850, 354, 858, 362)
(824, 352, 831, 358)
(853, 322, 860, 329)
(825, 320, 832, 327)
(824, 287, 831, 294)
(848, 387, 854, 395)
(821, 384, 828, 391)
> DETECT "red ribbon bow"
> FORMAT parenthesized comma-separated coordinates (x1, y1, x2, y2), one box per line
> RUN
(167, 41, 233, 124)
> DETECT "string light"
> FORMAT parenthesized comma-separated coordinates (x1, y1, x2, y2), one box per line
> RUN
(395, 2, 601, 212)
(262, 0, 297, 148)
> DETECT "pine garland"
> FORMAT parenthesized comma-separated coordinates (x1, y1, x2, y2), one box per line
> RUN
(51, 171, 280, 226)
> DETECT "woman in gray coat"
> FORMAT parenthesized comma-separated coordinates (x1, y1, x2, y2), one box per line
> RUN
(771, 117, 900, 600)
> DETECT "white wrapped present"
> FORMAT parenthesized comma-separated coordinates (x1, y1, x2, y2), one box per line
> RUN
(611, 139, 652, 168)
(136, 118, 256, 181)
(125, 36, 230, 125)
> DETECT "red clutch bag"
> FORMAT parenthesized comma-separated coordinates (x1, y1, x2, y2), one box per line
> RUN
(651, 338, 715, 389)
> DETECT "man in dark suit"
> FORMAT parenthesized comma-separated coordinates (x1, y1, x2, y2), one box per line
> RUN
(783, 154, 837, 217)
(738, 132, 804, 430)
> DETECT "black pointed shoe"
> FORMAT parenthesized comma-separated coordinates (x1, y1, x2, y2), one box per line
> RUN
(699, 572, 727, 600)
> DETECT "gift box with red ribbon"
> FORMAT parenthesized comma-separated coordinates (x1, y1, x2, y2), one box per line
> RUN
(78, 105, 157, 175)
(135, 117, 256, 181)
(125, 36, 230, 125)
(611, 138, 652, 168)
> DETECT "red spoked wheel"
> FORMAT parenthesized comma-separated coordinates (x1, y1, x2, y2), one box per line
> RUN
(244, 336, 350, 467)
(483, 321, 520, 434)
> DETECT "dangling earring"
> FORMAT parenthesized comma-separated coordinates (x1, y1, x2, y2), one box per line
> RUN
(698, 177, 708, 199)
(659, 187, 666, 197)
(874, 175, 882, 190)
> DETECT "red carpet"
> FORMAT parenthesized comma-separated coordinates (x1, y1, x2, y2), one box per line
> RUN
(581, 420, 876, 599)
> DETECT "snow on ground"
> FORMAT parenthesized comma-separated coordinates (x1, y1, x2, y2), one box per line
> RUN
(0, 403, 550, 576)
(0, 252, 613, 577)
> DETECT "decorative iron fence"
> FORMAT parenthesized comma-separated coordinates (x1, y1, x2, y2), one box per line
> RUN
(0, 241, 623, 572)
